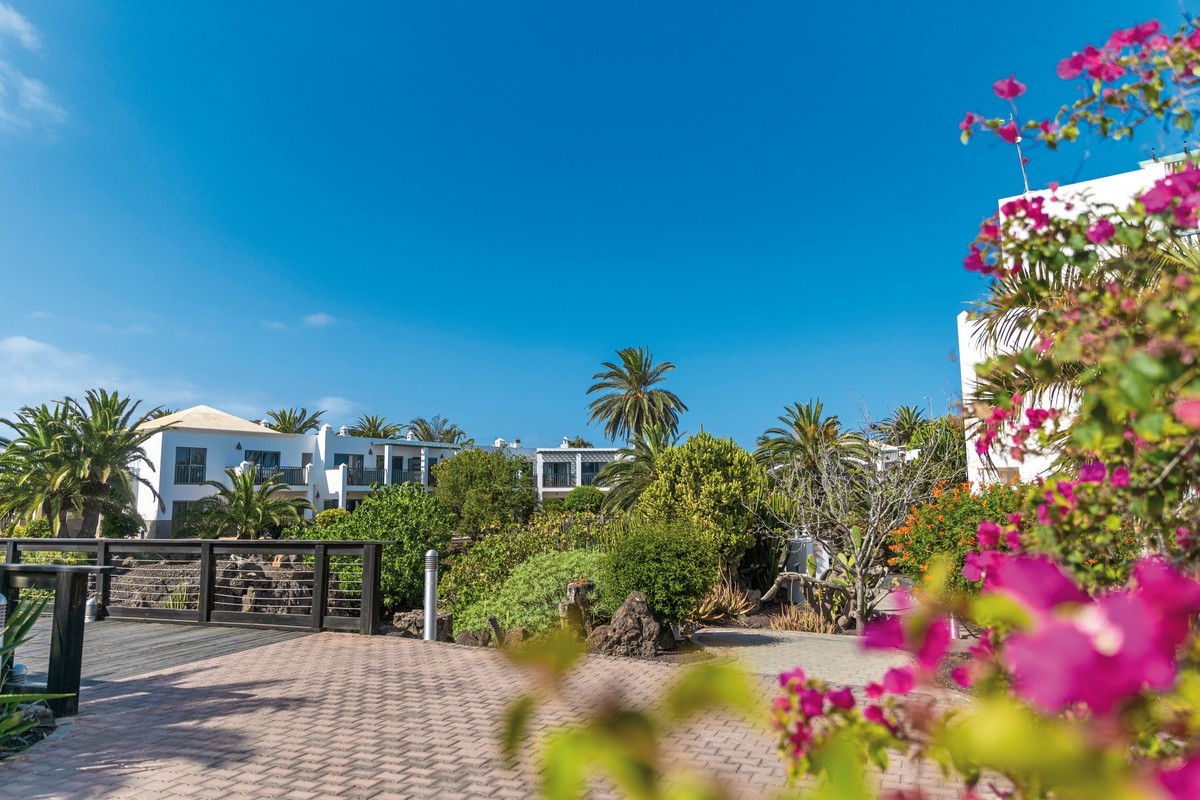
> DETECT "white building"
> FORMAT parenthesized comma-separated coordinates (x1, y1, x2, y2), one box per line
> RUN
(487, 435, 621, 502)
(133, 406, 461, 538)
(958, 153, 1184, 484)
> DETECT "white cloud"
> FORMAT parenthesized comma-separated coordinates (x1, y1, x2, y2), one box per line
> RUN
(0, 4, 64, 136)
(261, 320, 288, 331)
(302, 312, 335, 327)
(0, 3, 40, 50)
(315, 395, 358, 422)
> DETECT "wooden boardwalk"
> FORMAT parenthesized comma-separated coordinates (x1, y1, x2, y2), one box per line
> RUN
(14, 616, 310, 684)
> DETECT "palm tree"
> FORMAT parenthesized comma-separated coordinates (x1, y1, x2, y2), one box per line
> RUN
(406, 415, 468, 444)
(755, 400, 867, 468)
(264, 407, 324, 434)
(586, 346, 688, 441)
(0, 403, 80, 534)
(59, 390, 168, 538)
(567, 436, 593, 448)
(178, 468, 311, 539)
(348, 415, 401, 439)
(595, 423, 678, 512)
(876, 405, 929, 446)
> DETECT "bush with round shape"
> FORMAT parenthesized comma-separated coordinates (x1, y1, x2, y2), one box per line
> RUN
(563, 485, 604, 513)
(455, 549, 606, 636)
(314, 508, 350, 527)
(600, 521, 719, 623)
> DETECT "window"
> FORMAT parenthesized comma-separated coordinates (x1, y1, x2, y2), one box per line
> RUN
(581, 460, 604, 485)
(347, 499, 363, 512)
(407, 456, 420, 472)
(171, 500, 195, 518)
(323, 500, 339, 511)
(334, 453, 364, 469)
(244, 450, 281, 469)
(174, 447, 207, 484)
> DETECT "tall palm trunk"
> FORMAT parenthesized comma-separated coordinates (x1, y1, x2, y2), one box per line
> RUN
(77, 484, 107, 538)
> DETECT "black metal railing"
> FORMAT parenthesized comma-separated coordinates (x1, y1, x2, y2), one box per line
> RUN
(0, 538, 384, 635)
(390, 469, 423, 485)
(347, 468, 386, 485)
(173, 464, 206, 485)
(542, 473, 575, 488)
(252, 466, 306, 485)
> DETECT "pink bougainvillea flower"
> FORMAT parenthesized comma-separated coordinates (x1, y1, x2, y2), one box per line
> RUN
(986, 554, 1088, 615)
(863, 616, 905, 651)
(1111, 466, 1130, 487)
(789, 725, 811, 755)
(914, 618, 951, 671)
(1005, 530, 1021, 550)
(963, 549, 1003, 582)
(996, 121, 1020, 144)
(1057, 53, 1085, 80)
(1177, 528, 1194, 550)
(976, 520, 1002, 549)
(827, 687, 855, 710)
(1158, 755, 1200, 800)
(882, 666, 916, 695)
(799, 688, 825, 718)
(959, 112, 980, 131)
(1079, 461, 1107, 482)
(951, 666, 972, 688)
(771, 696, 792, 712)
(1142, 183, 1174, 214)
(1086, 219, 1116, 244)
(865, 681, 885, 700)
(778, 667, 806, 688)
(992, 74, 1026, 99)
(863, 704, 894, 733)
(1174, 398, 1200, 428)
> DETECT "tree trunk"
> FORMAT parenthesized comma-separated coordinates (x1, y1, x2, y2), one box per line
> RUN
(77, 496, 103, 538)
(854, 576, 868, 636)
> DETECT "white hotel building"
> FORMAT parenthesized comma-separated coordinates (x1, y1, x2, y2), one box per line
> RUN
(132, 406, 619, 538)
(958, 153, 1184, 485)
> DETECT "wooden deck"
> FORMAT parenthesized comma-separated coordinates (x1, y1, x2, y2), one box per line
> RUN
(14, 616, 311, 684)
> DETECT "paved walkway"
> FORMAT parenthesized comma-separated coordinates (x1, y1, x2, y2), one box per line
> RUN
(690, 628, 910, 686)
(3, 630, 957, 799)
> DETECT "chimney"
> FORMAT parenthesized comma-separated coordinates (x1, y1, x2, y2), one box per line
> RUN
(561, 437, 569, 448)
(513, 438, 521, 448)
(337, 425, 348, 436)
(494, 437, 507, 448)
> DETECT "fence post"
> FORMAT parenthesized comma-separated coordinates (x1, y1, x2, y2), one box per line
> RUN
(423, 549, 439, 641)
(311, 544, 328, 631)
(95, 539, 111, 619)
(359, 543, 382, 636)
(198, 540, 215, 624)
(5, 540, 18, 565)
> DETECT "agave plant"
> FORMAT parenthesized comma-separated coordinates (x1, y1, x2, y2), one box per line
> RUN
(1, 599, 68, 755)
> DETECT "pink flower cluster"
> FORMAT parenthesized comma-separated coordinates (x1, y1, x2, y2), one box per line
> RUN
(1034, 461, 1129, 526)
(772, 667, 890, 758)
(997, 555, 1200, 715)
(1056, 20, 1163, 82)
(962, 514, 1023, 582)
(1008, 406, 1060, 461)
(862, 614, 952, 700)
(1140, 165, 1200, 227)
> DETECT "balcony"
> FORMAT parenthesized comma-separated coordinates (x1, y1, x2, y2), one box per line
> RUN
(251, 466, 306, 486)
(542, 473, 575, 488)
(390, 469, 423, 485)
(347, 468, 387, 486)
(174, 464, 206, 485)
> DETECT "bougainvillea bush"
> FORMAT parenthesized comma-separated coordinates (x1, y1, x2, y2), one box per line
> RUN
(888, 481, 1022, 595)
(772, 16, 1200, 800)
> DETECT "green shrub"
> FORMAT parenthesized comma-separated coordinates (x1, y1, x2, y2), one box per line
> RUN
(314, 508, 350, 527)
(10, 518, 53, 538)
(291, 483, 452, 611)
(455, 549, 606, 636)
(432, 448, 537, 539)
(563, 485, 604, 513)
(101, 510, 143, 539)
(540, 497, 566, 514)
(600, 521, 719, 623)
(438, 510, 612, 618)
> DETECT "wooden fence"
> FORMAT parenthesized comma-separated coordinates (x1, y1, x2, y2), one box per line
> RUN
(0, 538, 384, 635)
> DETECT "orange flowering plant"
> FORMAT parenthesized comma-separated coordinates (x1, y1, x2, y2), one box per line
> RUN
(888, 481, 1022, 595)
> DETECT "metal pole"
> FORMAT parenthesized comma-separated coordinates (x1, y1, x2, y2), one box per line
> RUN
(423, 550, 439, 641)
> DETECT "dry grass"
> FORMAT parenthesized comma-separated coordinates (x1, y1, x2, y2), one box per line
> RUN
(697, 576, 757, 620)
(769, 603, 837, 634)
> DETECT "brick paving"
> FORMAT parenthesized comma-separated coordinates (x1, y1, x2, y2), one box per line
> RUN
(2, 632, 963, 799)
(690, 628, 910, 686)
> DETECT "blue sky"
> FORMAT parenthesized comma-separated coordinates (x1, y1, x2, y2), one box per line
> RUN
(0, 1, 1186, 447)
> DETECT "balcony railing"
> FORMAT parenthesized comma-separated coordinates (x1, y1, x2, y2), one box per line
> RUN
(252, 466, 306, 486)
(390, 469, 423, 485)
(174, 464, 206, 485)
(581, 472, 601, 486)
(542, 473, 575, 488)
(347, 468, 387, 486)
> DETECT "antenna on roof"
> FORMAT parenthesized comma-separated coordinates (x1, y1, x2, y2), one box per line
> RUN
(1011, 114, 1031, 195)
(1151, 148, 1160, 163)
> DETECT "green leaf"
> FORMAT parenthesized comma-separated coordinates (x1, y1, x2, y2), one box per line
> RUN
(661, 663, 760, 721)
(540, 730, 593, 800)
(501, 694, 536, 765)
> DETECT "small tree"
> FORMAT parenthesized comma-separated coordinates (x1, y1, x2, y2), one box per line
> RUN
(297, 483, 453, 610)
(432, 448, 536, 539)
(179, 468, 311, 539)
(763, 421, 963, 631)
(601, 521, 719, 623)
(634, 433, 767, 567)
